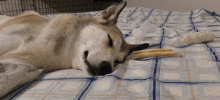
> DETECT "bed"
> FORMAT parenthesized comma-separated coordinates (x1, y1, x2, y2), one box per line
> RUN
(1, 6, 220, 100)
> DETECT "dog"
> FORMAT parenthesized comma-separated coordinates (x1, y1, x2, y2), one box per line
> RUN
(0, 1, 149, 76)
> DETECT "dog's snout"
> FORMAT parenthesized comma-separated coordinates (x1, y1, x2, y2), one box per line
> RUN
(86, 60, 112, 76)
(99, 61, 112, 75)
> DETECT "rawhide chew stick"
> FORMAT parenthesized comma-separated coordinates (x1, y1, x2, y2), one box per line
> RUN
(183, 31, 215, 44)
(131, 49, 181, 60)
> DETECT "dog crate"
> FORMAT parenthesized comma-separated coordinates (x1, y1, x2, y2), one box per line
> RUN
(0, 0, 122, 16)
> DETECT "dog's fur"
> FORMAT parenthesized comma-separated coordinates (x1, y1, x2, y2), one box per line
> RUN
(0, 2, 149, 76)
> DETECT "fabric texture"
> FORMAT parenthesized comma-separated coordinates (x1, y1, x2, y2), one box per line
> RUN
(2, 7, 220, 100)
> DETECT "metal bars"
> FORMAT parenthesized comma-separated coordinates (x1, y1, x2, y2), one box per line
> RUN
(0, 0, 122, 16)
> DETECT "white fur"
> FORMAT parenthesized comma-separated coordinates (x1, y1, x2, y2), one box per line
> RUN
(0, 35, 23, 55)
(0, 1, 141, 76)
(0, 17, 11, 25)
(73, 24, 120, 74)
(0, 24, 28, 35)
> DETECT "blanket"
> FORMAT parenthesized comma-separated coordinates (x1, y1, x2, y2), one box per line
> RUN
(2, 7, 220, 100)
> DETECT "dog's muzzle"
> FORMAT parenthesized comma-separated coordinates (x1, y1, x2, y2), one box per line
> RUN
(85, 60, 112, 76)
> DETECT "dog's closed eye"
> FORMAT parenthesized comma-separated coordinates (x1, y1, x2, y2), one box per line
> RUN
(108, 35, 113, 47)
(84, 51, 89, 59)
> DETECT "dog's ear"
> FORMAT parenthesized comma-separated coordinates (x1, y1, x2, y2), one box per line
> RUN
(97, 1, 127, 24)
(129, 43, 149, 54)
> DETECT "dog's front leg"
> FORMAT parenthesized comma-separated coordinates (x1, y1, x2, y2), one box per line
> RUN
(0, 63, 45, 98)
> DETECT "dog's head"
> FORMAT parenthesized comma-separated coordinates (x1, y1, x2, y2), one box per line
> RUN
(75, 2, 149, 76)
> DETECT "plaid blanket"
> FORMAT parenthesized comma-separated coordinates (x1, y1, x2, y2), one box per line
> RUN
(3, 7, 220, 100)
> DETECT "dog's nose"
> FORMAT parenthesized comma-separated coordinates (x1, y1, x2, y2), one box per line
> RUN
(99, 61, 112, 75)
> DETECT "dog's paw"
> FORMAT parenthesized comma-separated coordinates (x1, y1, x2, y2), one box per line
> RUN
(0, 63, 44, 98)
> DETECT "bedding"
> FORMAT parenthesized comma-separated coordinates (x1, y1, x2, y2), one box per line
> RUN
(1, 7, 220, 100)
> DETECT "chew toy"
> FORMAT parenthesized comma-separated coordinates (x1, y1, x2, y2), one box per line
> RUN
(130, 49, 181, 60)
(183, 31, 215, 44)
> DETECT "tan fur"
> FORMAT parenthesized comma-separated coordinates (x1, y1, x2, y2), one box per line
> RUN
(0, 2, 149, 75)
(0, 12, 97, 70)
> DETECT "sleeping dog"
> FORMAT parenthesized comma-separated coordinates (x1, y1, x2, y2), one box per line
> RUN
(0, 2, 149, 77)
(0, 1, 150, 97)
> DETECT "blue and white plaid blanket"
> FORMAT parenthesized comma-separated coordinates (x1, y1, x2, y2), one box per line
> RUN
(3, 7, 220, 100)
